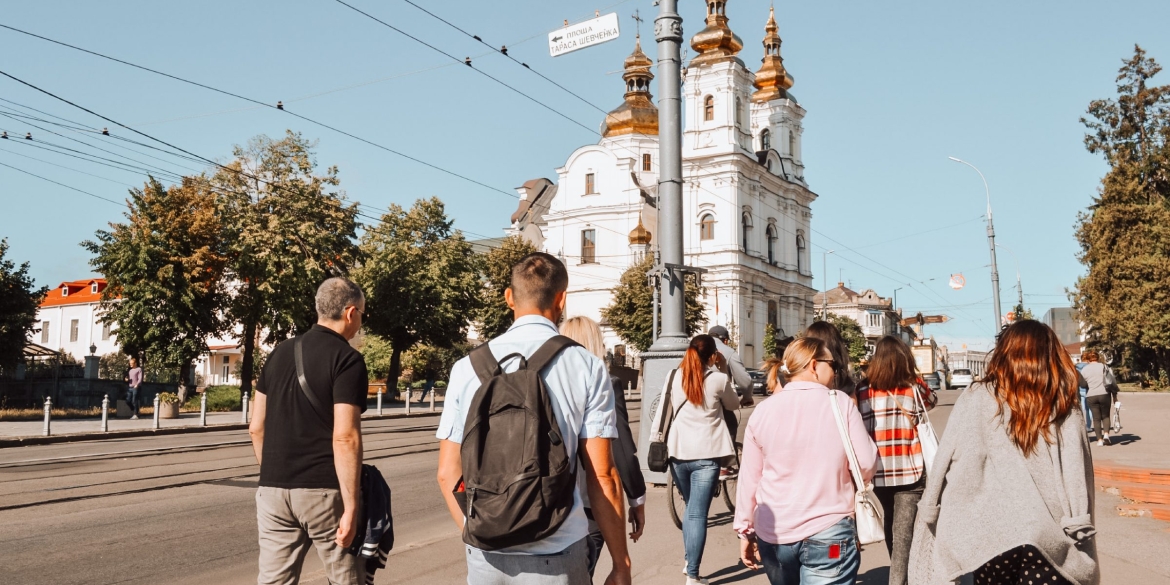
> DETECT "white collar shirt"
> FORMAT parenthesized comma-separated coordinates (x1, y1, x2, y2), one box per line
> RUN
(436, 314, 618, 555)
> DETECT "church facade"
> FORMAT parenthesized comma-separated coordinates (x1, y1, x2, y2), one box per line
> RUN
(507, 1, 818, 367)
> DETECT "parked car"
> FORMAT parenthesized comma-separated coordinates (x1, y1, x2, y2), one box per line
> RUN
(950, 368, 974, 389)
(747, 368, 768, 395)
(922, 372, 942, 392)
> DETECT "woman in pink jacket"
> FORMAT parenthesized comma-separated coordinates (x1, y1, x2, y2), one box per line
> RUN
(735, 337, 878, 585)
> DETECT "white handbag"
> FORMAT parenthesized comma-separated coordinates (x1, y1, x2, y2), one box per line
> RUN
(912, 386, 940, 475)
(828, 390, 886, 545)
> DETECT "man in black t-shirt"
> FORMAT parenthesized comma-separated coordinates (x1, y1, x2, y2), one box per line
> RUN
(249, 277, 369, 584)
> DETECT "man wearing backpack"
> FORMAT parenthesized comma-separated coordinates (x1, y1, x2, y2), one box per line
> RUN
(436, 253, 631, 585)
(249, 277, 368, 584)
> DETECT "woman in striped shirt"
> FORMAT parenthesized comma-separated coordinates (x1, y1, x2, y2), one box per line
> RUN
(856, 335, 936, 585)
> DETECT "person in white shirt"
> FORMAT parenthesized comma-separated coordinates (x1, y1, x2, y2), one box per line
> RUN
(435, 253, 630, 585)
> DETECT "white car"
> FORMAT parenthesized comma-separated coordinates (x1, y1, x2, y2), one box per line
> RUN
(950, 368, 974, 389)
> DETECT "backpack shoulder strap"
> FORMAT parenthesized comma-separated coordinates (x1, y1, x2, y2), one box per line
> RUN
(295, 337, 331, 427)
(468, 343, 500, 386)
(525, 335, 581, 373)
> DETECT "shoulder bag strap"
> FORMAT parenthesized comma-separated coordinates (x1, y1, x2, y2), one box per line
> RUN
(468, 343, 500, 386)
(295, 337, 332, 427)
(828, 389, 866, 491)
(654, 369, 679, 440)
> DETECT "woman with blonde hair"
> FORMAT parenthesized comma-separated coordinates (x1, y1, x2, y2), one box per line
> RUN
(661, 334, 740, 584)
(909, 320, 1098, 584)
(736, 337, 877, 584)
(559, 316, 646, 577)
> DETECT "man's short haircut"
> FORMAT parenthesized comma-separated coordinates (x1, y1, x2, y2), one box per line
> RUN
(510, 253, 569, 310)
(316, 277, 365, 321)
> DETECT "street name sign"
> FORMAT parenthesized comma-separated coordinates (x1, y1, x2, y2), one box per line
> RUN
(549, 13, 620, 57)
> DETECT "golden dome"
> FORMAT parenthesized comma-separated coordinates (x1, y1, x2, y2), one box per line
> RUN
(628, 214, 652, 245)
(689, 0, 744, 67)
(752, 7, 795, 102)
(602, 37, 659, 138)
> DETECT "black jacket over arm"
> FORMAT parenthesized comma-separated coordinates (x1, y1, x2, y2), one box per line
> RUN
(610, 375, 647, 504)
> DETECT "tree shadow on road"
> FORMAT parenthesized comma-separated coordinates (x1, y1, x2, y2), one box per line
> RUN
(708, 561, 763, 584)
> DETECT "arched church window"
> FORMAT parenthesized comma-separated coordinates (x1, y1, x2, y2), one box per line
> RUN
(642, 153, 651, 171)
(796, 233, 806, 273)
(766, 225, 777, 265)
(704, 96, 714, 121)
(768, 300, 778, 328)
(699, 214, 715, 241)
(741, 212, 753, 252)
(761, 129, 771, 151)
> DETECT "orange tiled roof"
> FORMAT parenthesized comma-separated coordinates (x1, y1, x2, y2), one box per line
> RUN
(39, 278, 116, 308)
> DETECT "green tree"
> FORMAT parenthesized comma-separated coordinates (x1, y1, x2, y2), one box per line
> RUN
(0, 239, 46, 375)
(98, 351, 130, 380)
(474, 235, 539, 339)
(601, 254, 707, 353)
(820, 314, 867, 363)
(216, 131, 361, 398)
(84, 177, 228, 401)
(356, 197, 480, 389)
(762, 322, 779, 358)
(403, 342, 469, 382)
(1074, 46, 1170, 379)
(358, 332, 394, 381)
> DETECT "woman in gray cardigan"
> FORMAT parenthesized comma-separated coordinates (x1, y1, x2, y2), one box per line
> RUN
(908, 320, 1098, 585)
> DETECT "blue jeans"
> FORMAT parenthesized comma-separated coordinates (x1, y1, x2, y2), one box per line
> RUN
(757, 516, 860, 585)
(670, 458, 720, 578)
(126, 386, 139, 415)
(1080, 389, 1092, 430)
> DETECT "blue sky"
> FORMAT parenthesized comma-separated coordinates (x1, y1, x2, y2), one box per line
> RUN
(2, 0, 1168, 350)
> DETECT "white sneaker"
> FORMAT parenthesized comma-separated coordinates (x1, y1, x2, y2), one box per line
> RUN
(1097, 439, 1103, 447)
(1102, 435, 1111, 446)
(131, 415, 139, 420)
(685, 577, 709, 585)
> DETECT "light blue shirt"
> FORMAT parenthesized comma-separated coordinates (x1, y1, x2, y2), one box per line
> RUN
(437, 315, 618, 555)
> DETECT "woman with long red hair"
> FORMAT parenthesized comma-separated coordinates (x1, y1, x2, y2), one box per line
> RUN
(909, 320, 1098, 584)
(664, 334, 740, 584)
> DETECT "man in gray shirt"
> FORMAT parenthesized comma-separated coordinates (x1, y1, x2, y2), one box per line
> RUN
(707, 326, 753, 407)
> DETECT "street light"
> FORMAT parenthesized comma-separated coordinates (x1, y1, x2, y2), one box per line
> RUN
(948, 156, 1002, 332)
(821, 249, 835, 319)
(892, 287, 903, 312)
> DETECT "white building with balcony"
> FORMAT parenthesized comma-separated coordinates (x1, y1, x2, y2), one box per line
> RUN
(30, 277, 247, 385)
(812, 282, 913, 354)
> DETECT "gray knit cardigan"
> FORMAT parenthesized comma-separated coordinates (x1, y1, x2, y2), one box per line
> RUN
(908, 384, 1099, 585)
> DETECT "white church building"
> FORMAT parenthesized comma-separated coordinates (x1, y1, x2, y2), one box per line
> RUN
(508, 2, 818, 367)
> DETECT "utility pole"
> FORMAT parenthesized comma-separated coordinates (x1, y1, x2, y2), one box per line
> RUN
(821, 250, 834, 319)
(649, 0, 686, 354)
(949, 157, 1002, 332)
(637, 0, 686, 483)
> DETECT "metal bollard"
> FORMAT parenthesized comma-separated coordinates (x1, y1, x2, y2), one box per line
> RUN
(42, 396, 51, 436)
(242, 391, 250, 424)
(101, 394, 109, 432)
(377, 388, 383, 416)
(405, 388, 411, 416)
(200, 391, 207, 427)
(152, 394, 160, 429)
(627, 381, 632, 400)
(429, 386, 436, 412)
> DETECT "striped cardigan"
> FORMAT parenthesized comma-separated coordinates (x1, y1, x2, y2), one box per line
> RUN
(856, 382, 935, 487)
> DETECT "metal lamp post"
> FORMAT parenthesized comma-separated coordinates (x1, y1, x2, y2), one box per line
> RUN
(949, 157, 1002, 332)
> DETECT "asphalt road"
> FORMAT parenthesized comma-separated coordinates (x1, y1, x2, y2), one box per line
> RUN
(0, 390, 1167, 584)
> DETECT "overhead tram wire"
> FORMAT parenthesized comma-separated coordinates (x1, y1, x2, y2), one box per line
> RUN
(0, 24, 519, 201)
(0, 130, 186, 182)
(0, 144, 141, 186)
(0, 159, 123, 205)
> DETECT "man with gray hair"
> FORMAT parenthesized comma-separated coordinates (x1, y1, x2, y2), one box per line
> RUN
(249, 276, 369, 584)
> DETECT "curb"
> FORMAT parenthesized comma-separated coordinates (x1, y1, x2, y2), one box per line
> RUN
(0, 411, 442, 449)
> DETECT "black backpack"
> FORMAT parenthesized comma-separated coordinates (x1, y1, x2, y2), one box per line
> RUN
(453, 335, 580, 550)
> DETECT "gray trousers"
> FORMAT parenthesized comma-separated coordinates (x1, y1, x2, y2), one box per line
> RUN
(465, 538, 590, 585)
(874, 478, 925, 585)
(255, 486, 364, 585)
